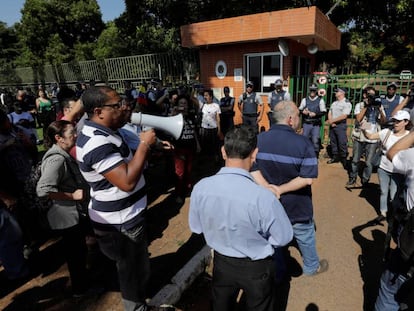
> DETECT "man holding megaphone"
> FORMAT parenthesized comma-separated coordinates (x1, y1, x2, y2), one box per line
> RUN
(76, 86, 156, 311)
(118, 96, 175, 153)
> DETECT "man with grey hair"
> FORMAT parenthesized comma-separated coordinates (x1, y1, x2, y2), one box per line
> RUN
(251, 100, 328, 278)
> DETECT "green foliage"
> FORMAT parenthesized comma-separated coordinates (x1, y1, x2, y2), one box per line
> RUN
(0, 23, 20, 83)
(94, 22, 129, 59)
(380, 55, 398, 71)
(16, 0, 104, 67)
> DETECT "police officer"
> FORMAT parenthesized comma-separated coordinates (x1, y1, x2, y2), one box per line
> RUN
(299, 83, 326, 157)
(268, 78, 291, 127)
(238, 81, 264, 132)
(381, 82, 404, 122)
(326, 87, 352, 165)
(219, 86, 235, 135)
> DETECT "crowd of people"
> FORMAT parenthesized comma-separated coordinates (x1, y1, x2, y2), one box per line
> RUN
(1, 77, 414, 310)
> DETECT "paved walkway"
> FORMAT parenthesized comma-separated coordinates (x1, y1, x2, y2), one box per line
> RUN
(0, 154, 388, 311)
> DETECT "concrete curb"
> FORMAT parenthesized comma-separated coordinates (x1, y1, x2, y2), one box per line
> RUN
(148, 245, 212, 307)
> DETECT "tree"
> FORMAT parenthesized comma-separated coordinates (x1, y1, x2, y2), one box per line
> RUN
(94, 22, 129, 59)
(0, 22, 20, 83)
(16, 0, 105, 67)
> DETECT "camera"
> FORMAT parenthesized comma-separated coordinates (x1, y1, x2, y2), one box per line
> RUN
(367, 94, 381, 106)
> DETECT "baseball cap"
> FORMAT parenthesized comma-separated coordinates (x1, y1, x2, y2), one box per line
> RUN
(335, 87, 347, 94)
(224, 86, 230, 92)
(392, 110, 410, 121)
(309, 83, 318, 91)
(246, 81, 254, 87)
(387, 82, 398, 89)
(275, 79, 283, 86)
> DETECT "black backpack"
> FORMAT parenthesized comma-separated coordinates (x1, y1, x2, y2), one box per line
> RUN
(385, 187, 414, 264)
(398, 208, 414, 263)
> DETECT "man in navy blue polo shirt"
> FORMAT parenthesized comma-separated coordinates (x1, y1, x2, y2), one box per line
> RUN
(251, 100, 328, 277)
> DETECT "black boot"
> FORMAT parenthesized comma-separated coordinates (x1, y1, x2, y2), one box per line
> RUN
(340, 156, 347, 168)
(346, 177, 356, 187)
(327, 156, 339, 164)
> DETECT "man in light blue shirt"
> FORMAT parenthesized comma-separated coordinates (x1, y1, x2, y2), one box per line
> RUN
(189, 125, 293, 311)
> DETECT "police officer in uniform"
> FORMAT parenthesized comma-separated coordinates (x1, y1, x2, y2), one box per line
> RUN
(219, 86, 235, 135)
(299, 83, 326, 157)
(238, 81, 264, 132)
(268, 78, 291, 127)
(381, 82, 404, 122)
(326, 87, 352, 165)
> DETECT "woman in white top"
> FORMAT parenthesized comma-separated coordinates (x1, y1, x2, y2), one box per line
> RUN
(199, 89, 222, 159)
(363, 110, 412, 219)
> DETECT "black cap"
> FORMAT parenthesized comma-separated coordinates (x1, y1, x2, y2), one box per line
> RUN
(224, 86, 230, 92)
(387, 82, 398, 89)
(335, 87, 347, 94)
(309, 83, 318, 91)
(246, 81, 254, 87)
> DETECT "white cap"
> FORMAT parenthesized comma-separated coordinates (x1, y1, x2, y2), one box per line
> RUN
(392, 110, 410, 121)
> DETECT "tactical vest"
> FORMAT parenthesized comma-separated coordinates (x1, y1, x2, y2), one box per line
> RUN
(269, 90, 286, 111)
(303, 97, 322, 124)
(381, 95, 400, 120)
(242, 92, 258, 115)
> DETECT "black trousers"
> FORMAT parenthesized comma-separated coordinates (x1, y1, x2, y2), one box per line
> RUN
(58, 224, 87, 293)
(94, 224, 150, 311)
(212, 251, 275, 311)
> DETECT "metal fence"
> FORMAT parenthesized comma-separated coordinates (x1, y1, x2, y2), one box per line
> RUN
(1, 51, 199, 92)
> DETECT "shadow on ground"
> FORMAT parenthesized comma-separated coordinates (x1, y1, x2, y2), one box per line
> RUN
(352, 219, 386, 311)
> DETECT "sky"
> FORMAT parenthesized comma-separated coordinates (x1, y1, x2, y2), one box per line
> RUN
(1, 0, 125, 27)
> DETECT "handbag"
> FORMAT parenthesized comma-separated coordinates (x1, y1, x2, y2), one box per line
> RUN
(371, 129, 391, 167)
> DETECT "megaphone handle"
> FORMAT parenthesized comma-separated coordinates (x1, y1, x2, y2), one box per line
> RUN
(142, 125, 154, 132)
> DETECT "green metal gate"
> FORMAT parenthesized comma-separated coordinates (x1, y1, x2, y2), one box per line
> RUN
(289, 73, 411, 146)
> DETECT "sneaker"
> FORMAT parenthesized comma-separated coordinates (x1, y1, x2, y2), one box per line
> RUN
(345, 177, 356, 187)
(310, 259, 329, 276)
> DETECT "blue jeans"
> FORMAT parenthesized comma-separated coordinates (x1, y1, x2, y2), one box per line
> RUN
(377, 168, 404, 215)
(302, 123, 321, 155)
(375, 268, 407, 311)
(350, 140, 377, 181)
(293, 220, 320, 275)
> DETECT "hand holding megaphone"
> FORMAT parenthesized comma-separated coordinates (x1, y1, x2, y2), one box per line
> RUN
(139, 130, 156, 150)
(131, 112, 184, 140)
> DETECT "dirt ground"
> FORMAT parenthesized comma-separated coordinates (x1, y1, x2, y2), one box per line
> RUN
(0, 151, 389, 311)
